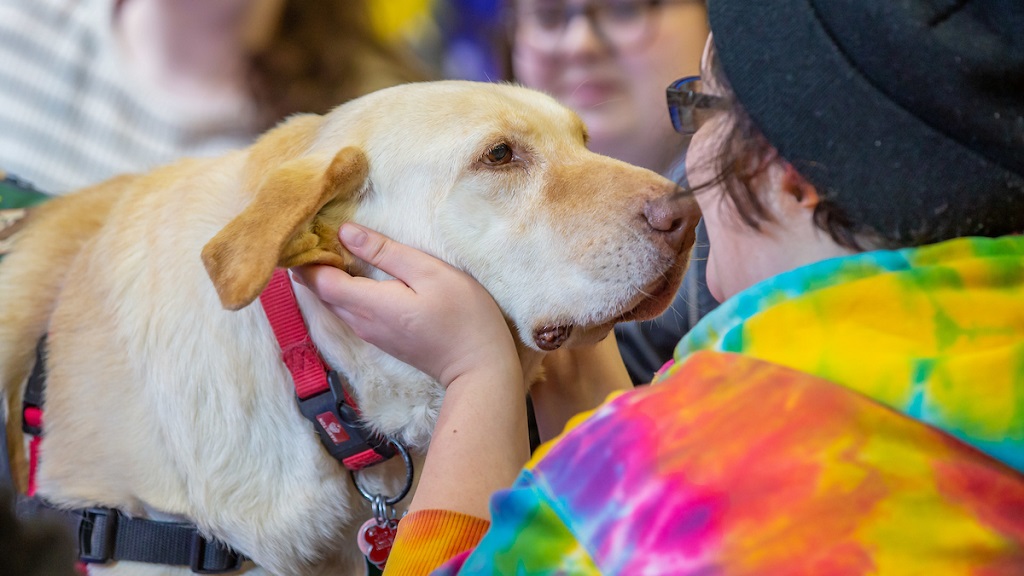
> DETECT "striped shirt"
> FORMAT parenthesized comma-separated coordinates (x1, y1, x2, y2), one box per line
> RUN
(0, 0, 259, 194)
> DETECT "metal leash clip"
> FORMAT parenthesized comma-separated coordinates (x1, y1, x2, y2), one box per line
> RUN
(352, 439, 413, 571)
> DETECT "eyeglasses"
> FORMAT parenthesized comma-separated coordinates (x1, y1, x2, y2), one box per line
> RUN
(515, 0, 694, 53)
(666, 76, 728, 135)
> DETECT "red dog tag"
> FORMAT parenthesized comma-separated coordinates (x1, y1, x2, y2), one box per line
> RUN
(358, 517, 399, 569)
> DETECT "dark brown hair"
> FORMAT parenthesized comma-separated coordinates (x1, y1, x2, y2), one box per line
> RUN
(247, 0, 433, 130)
(688, 42, 881, 251)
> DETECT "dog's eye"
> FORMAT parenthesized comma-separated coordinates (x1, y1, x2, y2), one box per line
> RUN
(482, 143, 513, 166)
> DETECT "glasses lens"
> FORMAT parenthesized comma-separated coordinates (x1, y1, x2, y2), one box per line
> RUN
(533, 4, 567, 31)
(517, 1, 567, 50)
(594, 0, 652, 49)
(517, 0, 659, 52)
(667, 76, 714, 135)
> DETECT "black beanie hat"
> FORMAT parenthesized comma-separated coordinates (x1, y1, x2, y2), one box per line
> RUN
(707, 0, 1024, 243)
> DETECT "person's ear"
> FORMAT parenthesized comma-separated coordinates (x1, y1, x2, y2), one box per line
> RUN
(780, 161, 820, 209)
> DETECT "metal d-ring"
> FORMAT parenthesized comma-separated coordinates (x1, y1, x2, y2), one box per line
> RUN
(350, 439, 414, 507)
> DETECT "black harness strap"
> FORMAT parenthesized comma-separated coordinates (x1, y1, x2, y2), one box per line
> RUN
(16, 337, 245, 574)
(16, 497, 242, 573)
(86, 506, 238, 573)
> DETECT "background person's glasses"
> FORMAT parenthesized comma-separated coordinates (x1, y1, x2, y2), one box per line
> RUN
(666, 76, 728, 135)
(515, 0, 693, 53)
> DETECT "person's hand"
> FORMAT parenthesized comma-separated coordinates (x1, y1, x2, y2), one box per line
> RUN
(294, 224, 530, 519)
(291, 223, 520, 389)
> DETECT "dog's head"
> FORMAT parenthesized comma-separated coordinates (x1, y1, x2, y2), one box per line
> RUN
(203, 80, 699, 351)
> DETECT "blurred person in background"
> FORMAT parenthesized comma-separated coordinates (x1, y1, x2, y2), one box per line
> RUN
(0, 0, 429, 196)
(505, 0, 717, 385)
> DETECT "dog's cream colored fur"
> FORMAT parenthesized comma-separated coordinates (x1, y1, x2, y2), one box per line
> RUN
(0, 81, 697, 574)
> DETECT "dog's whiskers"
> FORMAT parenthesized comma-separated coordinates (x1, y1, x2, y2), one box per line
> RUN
(589, 96, 626, 108)
(567, 81, 626, 109)
(569, 80, 589, 99)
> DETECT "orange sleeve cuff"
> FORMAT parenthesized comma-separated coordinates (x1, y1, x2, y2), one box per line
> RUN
(383, 509, 491, 576)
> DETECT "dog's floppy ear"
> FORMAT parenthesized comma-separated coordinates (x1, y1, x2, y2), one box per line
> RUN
(202, 146, 369, 310)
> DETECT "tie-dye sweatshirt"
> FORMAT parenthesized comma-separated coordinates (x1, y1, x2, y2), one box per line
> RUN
(384, 236, 1024, 575)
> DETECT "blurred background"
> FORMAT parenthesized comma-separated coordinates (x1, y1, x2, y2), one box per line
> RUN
(369, 0, 508, 82)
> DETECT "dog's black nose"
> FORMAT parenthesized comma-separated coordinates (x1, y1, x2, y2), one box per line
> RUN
(643, 195, 696, 254)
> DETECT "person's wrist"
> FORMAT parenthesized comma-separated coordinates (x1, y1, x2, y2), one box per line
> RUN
(437, 324, 522, 391)
(442, 354, 523, 394)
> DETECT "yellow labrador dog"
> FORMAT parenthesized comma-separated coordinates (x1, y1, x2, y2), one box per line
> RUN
(0, 80, 697, 574)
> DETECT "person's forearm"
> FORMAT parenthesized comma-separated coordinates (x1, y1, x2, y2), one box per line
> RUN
(530, 333, 632, 442)
(408, 363, 530, 519)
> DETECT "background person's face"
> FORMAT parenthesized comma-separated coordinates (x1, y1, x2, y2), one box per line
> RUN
(512, 1, 708, 175)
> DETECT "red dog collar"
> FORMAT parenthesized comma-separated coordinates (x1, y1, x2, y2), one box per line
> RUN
(260, 269, 395, 470)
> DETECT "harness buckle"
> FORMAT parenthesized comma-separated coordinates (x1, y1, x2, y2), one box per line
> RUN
(190, 532, 244, 574)
(79, 507, 118, 564)
(295, 370, 395, 469)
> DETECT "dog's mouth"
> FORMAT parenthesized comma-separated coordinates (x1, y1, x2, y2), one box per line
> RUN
(613, 275, 677, 324)
(533, 324, 574, 351)
(531, 272, 680, 351)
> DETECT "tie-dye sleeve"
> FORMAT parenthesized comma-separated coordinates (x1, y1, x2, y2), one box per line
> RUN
(439, 477, 602, 575)
(386, 482, 600, 576)
(385, 396, 621, 575)
(384, 510, 490, 575)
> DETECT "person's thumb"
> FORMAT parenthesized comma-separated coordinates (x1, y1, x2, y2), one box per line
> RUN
(339, 223, 432, 283)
